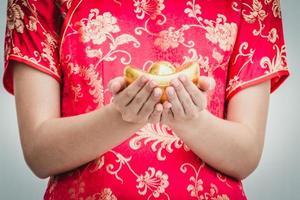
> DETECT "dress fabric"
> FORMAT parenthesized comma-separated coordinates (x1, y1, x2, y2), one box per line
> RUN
(3, 0, 289, 199)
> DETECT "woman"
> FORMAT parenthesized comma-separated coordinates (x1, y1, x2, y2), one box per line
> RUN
(3, 0, 289, 199)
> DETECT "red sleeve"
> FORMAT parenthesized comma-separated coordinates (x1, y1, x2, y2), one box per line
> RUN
(2, 0, 62, 95)
(226, 0, 289, 101)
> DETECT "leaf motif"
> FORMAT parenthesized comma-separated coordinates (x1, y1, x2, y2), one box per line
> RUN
(253, 0, 263, 12)
(129, 124, 185, 161)
(114, 34, 140, 47)
(243, 13, 257, 23)
(85, 47, 103, 58)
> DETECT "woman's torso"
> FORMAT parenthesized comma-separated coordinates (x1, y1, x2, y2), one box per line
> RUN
(45, 0, 246, 199)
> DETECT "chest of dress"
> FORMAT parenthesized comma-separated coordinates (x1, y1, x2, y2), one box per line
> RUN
(59, 0, 241, 116)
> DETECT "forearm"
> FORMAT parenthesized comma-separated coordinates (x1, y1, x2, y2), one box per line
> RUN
(27, 104, 142, 178)
(173, 110, 263, 180)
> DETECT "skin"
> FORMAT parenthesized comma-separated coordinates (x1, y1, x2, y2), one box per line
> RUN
(13, 61, 269, 180)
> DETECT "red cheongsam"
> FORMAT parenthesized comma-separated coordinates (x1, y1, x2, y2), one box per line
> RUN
(3, 0, 289, 199)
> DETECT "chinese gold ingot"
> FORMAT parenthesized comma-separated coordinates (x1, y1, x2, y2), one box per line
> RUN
(124, 61, 200, 102)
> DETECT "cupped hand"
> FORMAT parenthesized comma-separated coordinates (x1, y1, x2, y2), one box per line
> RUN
(161, 75, 215, 129)
(108, 76, 164, 124)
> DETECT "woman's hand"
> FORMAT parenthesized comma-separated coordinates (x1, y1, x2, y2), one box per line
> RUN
(161, 75, 215, 131)
(108, 76, 164, 124)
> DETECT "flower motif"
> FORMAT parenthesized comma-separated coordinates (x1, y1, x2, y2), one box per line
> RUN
(136, 167, 169, 198)
(216, 194, 230, 200)
(79, 10, 120, 45)
(205, 16, 237, 51)
(242, 0, 267, 23)
(154, 27, 185, 51)
(134, 0, 165, 20)
(227, 75, 241, 92)
(187, 179, 203, 197)
(7, 0, 25, 33)
(99, 188, 117, 200)
(268, 28, 278, 43)
(272, 0, 281, 18)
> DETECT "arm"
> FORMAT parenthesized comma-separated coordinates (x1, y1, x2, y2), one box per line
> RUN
(161, 75, 270, 180)
(13, 62, 163, 178)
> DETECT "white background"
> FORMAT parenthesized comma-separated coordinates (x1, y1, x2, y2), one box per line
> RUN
(0, 1, 299, 199)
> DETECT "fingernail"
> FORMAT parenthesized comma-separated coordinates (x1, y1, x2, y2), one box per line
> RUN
(156, 104, 163, 111)
(140, 75, 147, 83)
(179, 74, 186, 82)
(112, 82, 120, 91)
(165, 102, 172, 109)
(154, 88, 161, 97)
(150, 80, 157, 88)
(171, 79, 179, 87)
(167, 88, 174, 96)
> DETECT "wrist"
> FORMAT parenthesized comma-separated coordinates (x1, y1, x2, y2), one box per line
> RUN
(105, 103, 145, 131)
(171, 109, 211, 136)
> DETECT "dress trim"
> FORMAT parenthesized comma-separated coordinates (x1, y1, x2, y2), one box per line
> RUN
(226, 69, 289, 101)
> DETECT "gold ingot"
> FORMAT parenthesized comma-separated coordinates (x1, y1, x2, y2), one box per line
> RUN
(124, 61, 200, 102)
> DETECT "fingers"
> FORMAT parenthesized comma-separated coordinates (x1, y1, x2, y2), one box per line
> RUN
(166, 86, 185, 119)
(178, 74, 204, 109)
(129, 80, 158, 114)
(161, 101, 173, 124)
(148, 103, 163, 123)
(115, 75, 148, 107)
(197, 76, 216, 92)
(169, 78, 195, 115)
(137, 87, 162, 118)
(108, 77, 127, 95)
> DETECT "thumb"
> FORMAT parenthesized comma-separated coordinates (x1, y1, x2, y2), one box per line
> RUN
(197, 76, 216, 92)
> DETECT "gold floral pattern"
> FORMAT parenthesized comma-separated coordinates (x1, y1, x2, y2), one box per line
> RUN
(4, 0, 289, 199)
(180, 162, 205, 199)
(184, 1, 238, 51)
(4, 0, 61, 93)
(7, 0, 25, 33)
(133, 0, 165, 20)
(154, 27, 185, 51)
(129, 123, 189, 161)
(136, 167, 169, 199)
(78, 10, 120, 45)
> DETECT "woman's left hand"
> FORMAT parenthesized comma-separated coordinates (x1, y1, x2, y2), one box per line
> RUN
(161, 75, 215, 131)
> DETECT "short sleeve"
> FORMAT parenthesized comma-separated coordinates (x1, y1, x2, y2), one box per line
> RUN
(226, 0, 289, 101)
(2, 0, 62, 95)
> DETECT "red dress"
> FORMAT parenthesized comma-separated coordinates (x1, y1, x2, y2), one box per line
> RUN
(3, 0, 289, 199)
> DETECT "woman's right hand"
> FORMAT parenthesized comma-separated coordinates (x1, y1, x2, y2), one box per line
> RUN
(108, 76, 164, 124)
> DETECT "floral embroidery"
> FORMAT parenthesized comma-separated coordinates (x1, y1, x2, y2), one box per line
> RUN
(72, 187, 118, 200)
(133, 0, 165, 20)
(242, 0, 280, 43)
(7, 0, 25, 33)
(185, 1, 238, 52)
(180, 162, 205, 199)
(233, 42, 255, 76)
(98, 188, 117, 200)
(136, 167, 169, 199)
(5, 1, 288, 199)
(72, 9, 140, 66)
(129, 123, 189, 161)
(260, 44, 287, 73)
(5, 0, 60, 79)
(101, 151, 171, 199)
(204, 15, 238, 51)
(154, 27, 185, 51)
(203, 184, 230, 200)
(78, 10, 120, 45)
(242, 0, 267, 23)
(67, 62, 104, 106)
(265, 0, 281, 18)
(71, 83, 83, 102)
